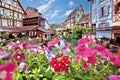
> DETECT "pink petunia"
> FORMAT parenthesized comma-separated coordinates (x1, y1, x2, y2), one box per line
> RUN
(108, 75, 120, 80)
(0, 61, 17, 80)
(12, 53, 25, 62)
(87, 56, 96, 65)
(61, 43, 71, 50)
(78, 38, 93, 46)
(83, 61, 89, 70)
(47, 38, 60, 47)
(94, 44, 112, 58)
(0, 51, 10, 58)
(75, 45, 96, 58)
(110, 55, 120, 67)
(4, 42, 16, 49)
(42, 45, 50, 52)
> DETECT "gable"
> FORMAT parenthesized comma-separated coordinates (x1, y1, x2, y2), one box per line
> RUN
(25, 7, 42, 18)
(16, 0, 26, 15)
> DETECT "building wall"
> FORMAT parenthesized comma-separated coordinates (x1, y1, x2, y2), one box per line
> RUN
(0, 0, 25, 28)
(113, 0, 120, 23)
(92, 0, 113, 38)
(64, 5, 84, 28)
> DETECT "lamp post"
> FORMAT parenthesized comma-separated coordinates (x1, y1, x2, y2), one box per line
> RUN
(87, 0, 92, 38)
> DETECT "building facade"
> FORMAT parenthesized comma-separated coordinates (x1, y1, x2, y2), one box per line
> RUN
(64, 5, 84, 28)
(77, 13, 90, 28)
(112, 0, 120, 44)
(92, 0, 113, 38)
(0, 0, 25, 33)
(23, 7, 52, 39)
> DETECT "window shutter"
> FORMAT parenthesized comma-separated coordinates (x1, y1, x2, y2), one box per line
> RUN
(98, 23, 100, 28)
(98, 9, 101, 17)
(106, 22, 109, 27)
(105, 5, 110, 16)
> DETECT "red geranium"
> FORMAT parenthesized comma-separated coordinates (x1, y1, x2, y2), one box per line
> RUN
(50, 54, 71, 72)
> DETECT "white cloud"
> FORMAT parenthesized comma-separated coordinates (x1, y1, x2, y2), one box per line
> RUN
(68, 1, 74, 7)
(64, 10, 73, 16)
(51, 10, 60, 18)
(37, 0, 55, 13)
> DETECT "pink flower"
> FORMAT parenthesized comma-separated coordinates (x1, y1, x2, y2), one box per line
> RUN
(94, 44, 112, 58)
(62, 43, 71, 50)
(75, 55, 81, 62)
(47, 38, 60, 47)
(87, 56, 96, 65)
(0, 51, 9, 58)
(12, 53, 25, 62)
(75, 45, 96, 58)
(13, 42, 28, 50)
(110, 55, 120, 67)
(78, 38, 93, 46)
(108, 75, 120, 80)
(83, 61, 89, 70)
(0, 61, 17, 80)
(4, 42, 16, 49)
(42, 45, 50, 52)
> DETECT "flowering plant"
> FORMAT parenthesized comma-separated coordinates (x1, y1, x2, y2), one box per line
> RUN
(0, 37, 120, 80)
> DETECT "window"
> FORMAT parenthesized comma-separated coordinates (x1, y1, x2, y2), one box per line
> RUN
(17, 21, 21, 27)
(2, 19, 7, 27)
(17, 13, 21, 19)
(99, 0, 103, 2)
(2, 9, 7, 16)
(115, 2, 120, 13)
(100, 6, 105, 17)
(92, 0, 95, 4)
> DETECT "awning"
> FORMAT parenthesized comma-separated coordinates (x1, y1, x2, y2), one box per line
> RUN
(0, 26, 38, 33)
(37, 27, 53, 34)
(112, 22, 120, 34)
(112, 22, 120, 26)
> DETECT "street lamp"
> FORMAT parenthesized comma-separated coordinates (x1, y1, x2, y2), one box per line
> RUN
(87, 0, 92, 38)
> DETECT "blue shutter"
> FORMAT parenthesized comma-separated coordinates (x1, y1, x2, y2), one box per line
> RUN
(98, 9, 101, 17)
(106, 22, 109, 27)
(105, 5, 110, 16)
(98, 23, 100, 28)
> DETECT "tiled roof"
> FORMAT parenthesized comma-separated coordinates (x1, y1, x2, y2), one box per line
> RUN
(37, 27, 53, 33)
(0, 26, 53, 33)
(65, 5, 83, 21)
(2, 26, 38, 32)
(25, 7, 44, 19)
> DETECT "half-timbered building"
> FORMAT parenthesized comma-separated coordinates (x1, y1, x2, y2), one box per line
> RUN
(64, 5, 84, 28)
(23, 7, 52, 41)
(112, 0, 120, 44)
(0, 0, 25, 33)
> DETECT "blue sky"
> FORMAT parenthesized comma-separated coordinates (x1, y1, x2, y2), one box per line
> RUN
(20, 0, 90, 24)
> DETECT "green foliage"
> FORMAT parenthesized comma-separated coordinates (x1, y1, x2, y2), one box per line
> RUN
(51, 24, 57, 29)
(0, 33, 9, 39)
(0, 37, 25, 46)
(72, 26, 82, 39)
